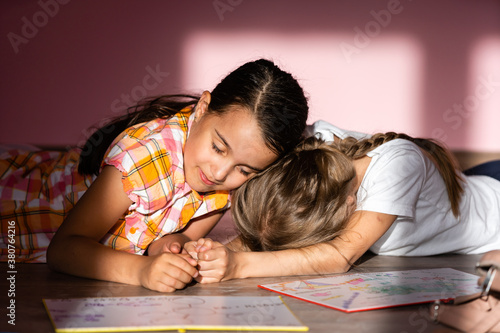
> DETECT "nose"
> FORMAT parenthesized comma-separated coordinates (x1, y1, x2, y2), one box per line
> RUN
(211, 161, 232, 183)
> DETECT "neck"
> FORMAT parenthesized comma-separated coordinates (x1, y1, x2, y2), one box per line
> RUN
(352, 156, 372, 191)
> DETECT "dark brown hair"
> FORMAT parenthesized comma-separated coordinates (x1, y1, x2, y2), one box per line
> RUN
(78, 59, 309, 176)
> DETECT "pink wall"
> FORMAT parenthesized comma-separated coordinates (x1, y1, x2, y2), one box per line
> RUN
(1, 0, 499, 151)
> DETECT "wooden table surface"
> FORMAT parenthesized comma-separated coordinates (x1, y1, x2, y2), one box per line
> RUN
(1, 253, 481, 333)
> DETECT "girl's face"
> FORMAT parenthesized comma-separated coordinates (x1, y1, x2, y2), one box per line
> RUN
(184, 96, 278, 193)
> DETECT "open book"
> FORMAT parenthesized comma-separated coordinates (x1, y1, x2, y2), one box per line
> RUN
(43, 295, 308, 332)
(259, 268, 481, 313)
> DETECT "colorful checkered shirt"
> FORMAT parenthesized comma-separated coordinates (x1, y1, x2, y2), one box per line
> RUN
(0, 109, 230, 262)
(0, 148, 94, 262)
(99, 109, 230, 254)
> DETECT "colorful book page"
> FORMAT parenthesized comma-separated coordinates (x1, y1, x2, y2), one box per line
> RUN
(259, 268, 481, 313)
(43, 295, 308, 332)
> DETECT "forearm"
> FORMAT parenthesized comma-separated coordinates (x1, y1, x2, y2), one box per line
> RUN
(198, 212, 396, 282)
(231, 211, 398, 279)
(46, 165, 146, 285)
(46, 166, 199, 292)
(230, 242, 352, 279)
(47, 235, 147, 286)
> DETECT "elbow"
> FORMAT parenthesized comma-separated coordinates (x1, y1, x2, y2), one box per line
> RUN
(46, 236, 63, 272)
(313, 259, 352, 275)
(46, 241, 57, 270)
(328, 262, 352, 274)
(338, 262, 352, 274)
(316, 248, 354, 275)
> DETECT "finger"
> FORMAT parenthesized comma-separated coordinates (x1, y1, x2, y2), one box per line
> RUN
(187, 251, 199, 260)
(150, 281, 177, 293)
(155, 274, 190, 292)
(175, 258, 199, 278)
(162, 264, 197, 286)
(178, 253, 199, 267)
(160, 243, 172, 254)
(184, 240, 198, 249)
(198, 240, 225, 253)
(195, 275, 221, 284)
(195, 264, 226, 284)
(197, 248, 220, 261)
(196, 237, 212, 246)
(184, 248, 199, 260)
(145, 268, 191, 293)
(169, 242, 181, 254)
(183, 241, 199, 259)
(477, 274, 500, 291)
(196, 255, 227, 273)
(194, 238, 207, 251)
(196, 238, 214, 252)
(159, 253, 199, 278)
(180, 247, 197, 260)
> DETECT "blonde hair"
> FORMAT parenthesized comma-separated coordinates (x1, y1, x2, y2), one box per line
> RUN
(232, 132, 464, 252)
(232, 136, 355, 251)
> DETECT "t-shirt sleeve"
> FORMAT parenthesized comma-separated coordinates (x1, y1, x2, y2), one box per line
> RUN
(357, 142, 426, 218)
(304, 120, 371, 141)
(101, 131, 174, 215)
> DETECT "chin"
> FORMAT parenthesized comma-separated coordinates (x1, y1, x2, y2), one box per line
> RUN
(189, 180, 210, 193)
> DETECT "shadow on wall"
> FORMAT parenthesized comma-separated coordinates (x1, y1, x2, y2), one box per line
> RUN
(180, 0, 500, 152)
(1, 0, 499, 152)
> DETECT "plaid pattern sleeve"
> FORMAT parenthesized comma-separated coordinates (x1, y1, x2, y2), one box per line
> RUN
(0, 148, 94, 263)
(99, 109, 230, 254)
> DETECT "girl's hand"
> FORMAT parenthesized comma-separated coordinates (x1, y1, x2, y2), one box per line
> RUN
(184, 237, 215, 260)
(476, 250, 500, 292)
(138, 252, 199, 292)
(146, 233, 191, 256)
(193, 239, 239, 283)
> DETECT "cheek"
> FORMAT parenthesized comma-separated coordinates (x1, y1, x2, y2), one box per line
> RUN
(183, 144, 194, 171)
(225, 173, 249, 191)
(184, 140, 208, 166)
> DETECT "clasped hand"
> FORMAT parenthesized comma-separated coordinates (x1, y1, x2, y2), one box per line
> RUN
(144, 234, 234, 292)
(184, 238, 235, 283)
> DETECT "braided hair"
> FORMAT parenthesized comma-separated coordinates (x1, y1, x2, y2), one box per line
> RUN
(337, 132, 464, 217)
(232, 132, 465, 253)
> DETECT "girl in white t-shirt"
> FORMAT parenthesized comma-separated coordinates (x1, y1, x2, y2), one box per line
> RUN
(184, 121, 500, 283)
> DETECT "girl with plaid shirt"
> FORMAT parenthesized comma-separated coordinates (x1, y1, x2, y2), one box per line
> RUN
(0, 59, 309, 292)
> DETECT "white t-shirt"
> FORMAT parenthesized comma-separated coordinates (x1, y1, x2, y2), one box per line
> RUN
(307, 120, 500, 256)
(304, 120, 370, 141)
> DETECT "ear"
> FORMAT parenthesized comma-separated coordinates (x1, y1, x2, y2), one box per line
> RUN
(194, 90, 211, 121)
(346, 194, 356, 208)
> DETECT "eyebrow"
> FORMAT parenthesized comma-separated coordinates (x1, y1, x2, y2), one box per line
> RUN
(215, 129, 264, 172)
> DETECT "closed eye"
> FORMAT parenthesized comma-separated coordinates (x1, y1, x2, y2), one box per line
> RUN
(212, 142, 223, 154)
(239, 167, 251, 177)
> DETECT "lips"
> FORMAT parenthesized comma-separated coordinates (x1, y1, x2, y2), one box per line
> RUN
(199, 169, 215, 186)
